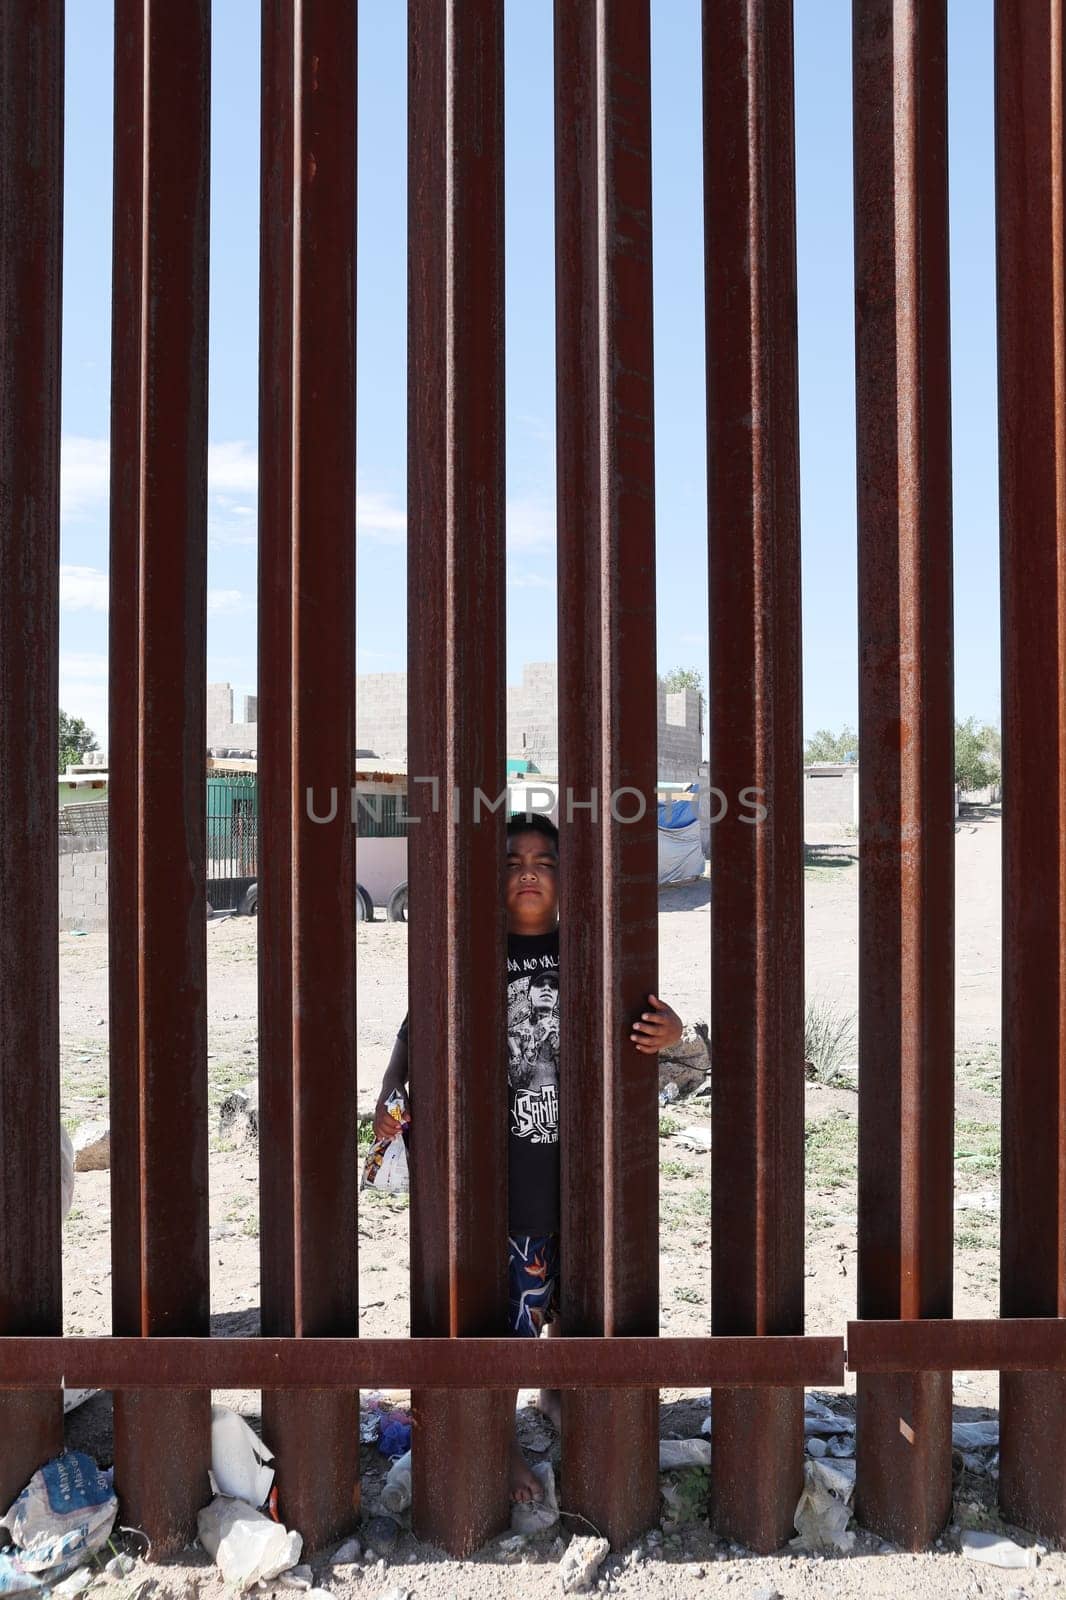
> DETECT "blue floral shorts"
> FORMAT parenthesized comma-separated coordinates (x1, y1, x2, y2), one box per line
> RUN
(507, 1233, 560, 1337)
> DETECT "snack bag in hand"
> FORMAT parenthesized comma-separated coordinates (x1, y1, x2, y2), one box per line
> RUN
(361, 1091, 410, 1193)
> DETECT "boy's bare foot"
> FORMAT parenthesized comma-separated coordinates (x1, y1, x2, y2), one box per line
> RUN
(536, 1387, 562, 1430)
(510, 1439, 544, 1503)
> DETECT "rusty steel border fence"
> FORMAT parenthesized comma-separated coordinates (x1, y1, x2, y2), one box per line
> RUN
(2, 0, 1066, 1567)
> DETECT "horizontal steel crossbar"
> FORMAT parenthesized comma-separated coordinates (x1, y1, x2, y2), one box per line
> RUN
(847, 1319, 1066, 1372)
(0, 1335, 843, 1391)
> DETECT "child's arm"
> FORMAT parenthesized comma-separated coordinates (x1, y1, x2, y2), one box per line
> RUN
(629, 993, 684, 1054)
(373, 1020, 410, 1140)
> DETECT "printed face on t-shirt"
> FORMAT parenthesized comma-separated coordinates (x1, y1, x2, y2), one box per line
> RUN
(528, 972, 559, 1021)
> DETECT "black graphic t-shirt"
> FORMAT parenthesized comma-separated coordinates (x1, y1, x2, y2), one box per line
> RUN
(505, 929, 560, 1236)
(394, 926, 560, 1236)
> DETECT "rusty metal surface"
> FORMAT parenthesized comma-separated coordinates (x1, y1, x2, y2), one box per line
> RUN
(257, 0, 300, 1535)
(256, 0, 361, 1550)
(257, 0, 296, 1350)
(107, 0, 212, 1553)
(0, 1334, 845, 1389)
(407, 0, 510, 1557)
(852, 0, 954, 1550)
(554, 0, 660, 1550)
(257, 0, 310, 1545)
(253, 0, 371, 1540)
(703, 0, 805, 1555)
(0, 0, 65, 1507)
(848, 1318, 1066, 1371)
(108, 0, 145, 1353)
(995, 0, 1066, 1541)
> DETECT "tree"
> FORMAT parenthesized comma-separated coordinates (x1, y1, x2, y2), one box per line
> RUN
(59, 710, 99, 774)
(804, 725, 858, 765)
(955, 717, 1000, 794)
(662, 666, 704, 696)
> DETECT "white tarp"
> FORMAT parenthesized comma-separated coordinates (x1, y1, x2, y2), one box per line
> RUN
(658, 819, 705, 884)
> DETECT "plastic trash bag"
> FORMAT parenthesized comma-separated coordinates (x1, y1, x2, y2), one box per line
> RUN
(380, 1451, 412, 1517)
(659, 1438, 712, 1470)
(60, 1127, 75, 1223)
(791, 1457, 855, 1553)
(210, 1407, 275, 1507)
(377, 1416, 412, 1459)
(960, 1530, 1038, 1569)
(197, 1496, 302, 1591)
(0, 1453, 116, 1592)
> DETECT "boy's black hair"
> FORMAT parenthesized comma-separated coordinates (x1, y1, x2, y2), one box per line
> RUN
(506, 811, 559, 852)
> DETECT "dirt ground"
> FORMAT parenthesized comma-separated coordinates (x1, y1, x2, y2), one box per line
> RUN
(51, 809, 1062, 1599)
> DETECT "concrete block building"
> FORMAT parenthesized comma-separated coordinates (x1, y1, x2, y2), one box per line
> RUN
(207, 661, 704, 781)
(803, 763, 859, 839)
(207, 683, 260, 753)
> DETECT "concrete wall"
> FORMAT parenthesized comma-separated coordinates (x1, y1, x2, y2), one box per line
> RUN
(803, 765, 859, 839)
(215, 721, 258, 752)
(658, 685, 703, 782)
(506, 663, 703, 781)
(207, 684, 259, 753)
(207, 683, 234, 746)
(59, 849, 108, 929)
(506, 661, 561, 769)
(355, 671, 408, 761)
(208, 664, 704, 780)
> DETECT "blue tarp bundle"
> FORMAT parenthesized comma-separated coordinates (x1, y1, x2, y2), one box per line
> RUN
(657, 797, 698, 830)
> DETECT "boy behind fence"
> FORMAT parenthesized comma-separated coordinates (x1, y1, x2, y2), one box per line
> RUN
(374, 811, 683, 1501)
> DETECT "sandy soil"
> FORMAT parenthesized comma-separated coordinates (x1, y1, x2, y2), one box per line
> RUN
(50, 810, 1061, 1599)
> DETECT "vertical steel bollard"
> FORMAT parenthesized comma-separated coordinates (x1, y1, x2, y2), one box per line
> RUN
(995, 0, 1066, 1540)
(703, 0, 807, 1554)
(852, 0, 956, 1550)
(408, 0, 512, 1557)
(0, 0, 65, 1511)
(258, 0, 361, 1549)
(108, 0, 212, 1552)
(555, 0, 661, 1550)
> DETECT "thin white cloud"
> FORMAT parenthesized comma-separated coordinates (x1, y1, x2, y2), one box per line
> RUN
(507, 571, 554, 590)
(507, 497, 556, 551)
(60, 565, 108, 612)
(60, 650, 108, 683)
(207, 589, 248, 616)
(60, 567, 249, 619)
(357, 490, 406, 544)
(59, 652, 109, 745)
(207, 440, 258, 494)
(61, 438, 109, 520)
(59, 439, 558, 569)
(60, 436, 260, 519)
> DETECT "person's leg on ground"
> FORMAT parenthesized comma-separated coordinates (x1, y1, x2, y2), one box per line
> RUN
(508, 1234, 560, 1501)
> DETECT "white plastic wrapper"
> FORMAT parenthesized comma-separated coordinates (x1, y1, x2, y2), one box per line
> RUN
(791, 1457, 856, 1554)
(380, 1450, 412, 1515)
(658, 1438, 713, 1470)
(209, 1406, 275, 1507)
(197, 1496, 302, 1591)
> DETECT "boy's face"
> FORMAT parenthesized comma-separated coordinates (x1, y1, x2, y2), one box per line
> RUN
(505, 828, 559, 934)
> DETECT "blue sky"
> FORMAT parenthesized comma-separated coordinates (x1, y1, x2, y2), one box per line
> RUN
(59, 0, 998, 746)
